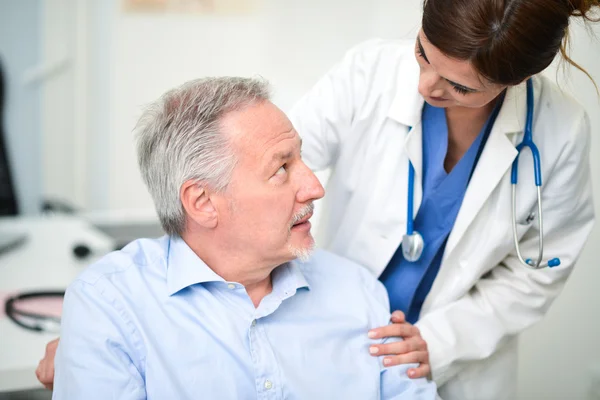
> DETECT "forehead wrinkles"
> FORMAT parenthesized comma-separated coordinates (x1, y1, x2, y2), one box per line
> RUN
(259, 128, 298, 159)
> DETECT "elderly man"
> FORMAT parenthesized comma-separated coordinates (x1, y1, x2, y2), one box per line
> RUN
(52, 77, 438, 399)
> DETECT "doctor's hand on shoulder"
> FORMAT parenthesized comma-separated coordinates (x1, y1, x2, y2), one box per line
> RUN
(370, 310, 431, 379)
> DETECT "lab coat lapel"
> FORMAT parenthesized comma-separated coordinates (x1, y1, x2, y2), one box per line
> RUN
(387, 53, 425, 224)
(404, 122, 424, 219)
(360, 55, 425, 274)
(443, 81, 531, 260)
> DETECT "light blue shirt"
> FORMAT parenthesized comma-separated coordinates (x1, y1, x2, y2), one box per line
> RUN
(54, 236, 437, 400)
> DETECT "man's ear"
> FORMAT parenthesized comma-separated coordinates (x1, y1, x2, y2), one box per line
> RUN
(180, 180, 218, 229)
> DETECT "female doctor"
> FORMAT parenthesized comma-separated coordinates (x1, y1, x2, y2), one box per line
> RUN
(289, 0, 597, 399)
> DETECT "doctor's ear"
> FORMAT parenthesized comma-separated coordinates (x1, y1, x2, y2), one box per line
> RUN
(180, 180, 218, 229)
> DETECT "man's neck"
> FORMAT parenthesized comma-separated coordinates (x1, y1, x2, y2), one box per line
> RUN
(180, 233, 277, 308)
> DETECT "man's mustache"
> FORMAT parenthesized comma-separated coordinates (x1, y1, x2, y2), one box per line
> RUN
(290, 203, 315, 228)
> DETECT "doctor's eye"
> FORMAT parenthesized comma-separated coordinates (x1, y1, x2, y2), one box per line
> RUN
(452, 85, 470, 95)
(415, 47, 429, 64)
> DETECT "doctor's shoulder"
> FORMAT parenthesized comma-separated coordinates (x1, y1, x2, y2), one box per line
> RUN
(533, 74, 591, 149)
(333, 38, 416, 83)
(341, 38, 415, 64)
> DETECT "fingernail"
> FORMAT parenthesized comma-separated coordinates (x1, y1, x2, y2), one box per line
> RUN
(408, 370, 415, 377)
(383, 358, 391, 365)
(369, 346, 379, 354)
(368, 330, 377, 339)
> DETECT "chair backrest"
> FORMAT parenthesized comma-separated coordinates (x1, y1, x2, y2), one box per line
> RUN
(0, 57, 19, 215)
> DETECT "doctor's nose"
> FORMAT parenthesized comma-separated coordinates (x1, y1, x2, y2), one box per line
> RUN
(418, 70, 445, 98)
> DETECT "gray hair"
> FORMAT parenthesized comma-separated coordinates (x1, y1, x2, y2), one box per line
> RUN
(134, 77, 271, 236)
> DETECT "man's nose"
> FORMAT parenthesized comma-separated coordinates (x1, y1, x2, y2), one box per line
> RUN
(297, 163, 325, 203)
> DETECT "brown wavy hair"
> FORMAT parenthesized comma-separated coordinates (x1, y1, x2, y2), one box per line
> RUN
(422, 0, 600, 88)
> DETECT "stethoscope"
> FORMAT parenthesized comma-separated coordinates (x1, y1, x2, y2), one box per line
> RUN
(402, 78, 561, 269)
(4, 291, 64, 333)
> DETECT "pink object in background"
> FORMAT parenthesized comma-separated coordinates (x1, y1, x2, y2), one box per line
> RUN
(0, 291, 63, 319)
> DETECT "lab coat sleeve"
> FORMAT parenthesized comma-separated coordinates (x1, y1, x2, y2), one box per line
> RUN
(415, 110, 595, 386)
(53, 279, 146, 400)
(288, 41, 377, 172)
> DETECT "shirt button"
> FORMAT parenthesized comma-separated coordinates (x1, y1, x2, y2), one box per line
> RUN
(251, 320, 257, 326)
(264, 380, 273, 390)
(227, 283, 235, 289)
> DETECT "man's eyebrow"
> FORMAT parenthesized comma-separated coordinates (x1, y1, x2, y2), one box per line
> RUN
(269, 137, 302, 163)
(272, 150, 293, 162)
(417, 35, 479, 93)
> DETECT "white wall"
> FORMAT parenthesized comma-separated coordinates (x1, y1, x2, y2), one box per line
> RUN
(44, 1, 600, 398)
(105, 0, 422, 211)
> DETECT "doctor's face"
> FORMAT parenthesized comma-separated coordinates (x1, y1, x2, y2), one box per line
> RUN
(415, 30, 507, 109)
(214, 101, 325, 266)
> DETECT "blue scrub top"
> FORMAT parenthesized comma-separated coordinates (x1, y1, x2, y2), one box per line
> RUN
(379, 97, 504, 323)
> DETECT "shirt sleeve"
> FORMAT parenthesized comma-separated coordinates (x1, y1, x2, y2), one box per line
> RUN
(362, 269, 440, 399)
(53, 279, 146, 400)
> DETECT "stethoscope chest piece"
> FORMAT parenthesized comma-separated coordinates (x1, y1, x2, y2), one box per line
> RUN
(402, 231, 424, 262)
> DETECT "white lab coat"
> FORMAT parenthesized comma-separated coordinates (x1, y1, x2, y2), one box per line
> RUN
(289, 39, 595, 400)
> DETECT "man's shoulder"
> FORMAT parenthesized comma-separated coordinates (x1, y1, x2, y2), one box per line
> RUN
(73, 236, 169, 288)
(299, 249, 386, 295)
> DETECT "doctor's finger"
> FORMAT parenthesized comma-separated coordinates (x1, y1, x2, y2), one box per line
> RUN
(390, 310, 406, 323)
(35, 362, 54, 390)
(407, 363, 432, 380)
(369, 337, 427, 356)
(369, 323, 420, 339)
(382, 351, 429, 369)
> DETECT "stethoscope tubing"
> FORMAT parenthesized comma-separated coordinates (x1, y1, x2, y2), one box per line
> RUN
(403, 78, 560, 269)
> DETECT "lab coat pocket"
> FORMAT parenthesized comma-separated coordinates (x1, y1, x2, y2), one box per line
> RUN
(495, 220, 534, 251)
(439, 338, 519, 400)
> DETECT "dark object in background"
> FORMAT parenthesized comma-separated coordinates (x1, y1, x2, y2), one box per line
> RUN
(0, 57, 18, 216)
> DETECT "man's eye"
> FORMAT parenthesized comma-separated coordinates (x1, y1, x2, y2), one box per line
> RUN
(275, 165, 287, 175)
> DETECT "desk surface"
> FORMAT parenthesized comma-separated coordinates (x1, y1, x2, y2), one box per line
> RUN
(0, 216, 114, 393)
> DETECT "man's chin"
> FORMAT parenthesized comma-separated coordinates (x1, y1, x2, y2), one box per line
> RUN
(289, 247, 313, 262)
(288, 238, 315, 262)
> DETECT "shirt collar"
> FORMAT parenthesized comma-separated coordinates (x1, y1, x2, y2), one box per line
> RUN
(491, 79, 529, 136)
(166, 236, 311, 296)
(273, 260, 311, 293)
(166, 236, 225, 296)
(387, 51, 529, 136)
(253, 260, 311, 319)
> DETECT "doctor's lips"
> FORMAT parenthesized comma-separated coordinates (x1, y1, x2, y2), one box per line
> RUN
(427, 95, 447, 102)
